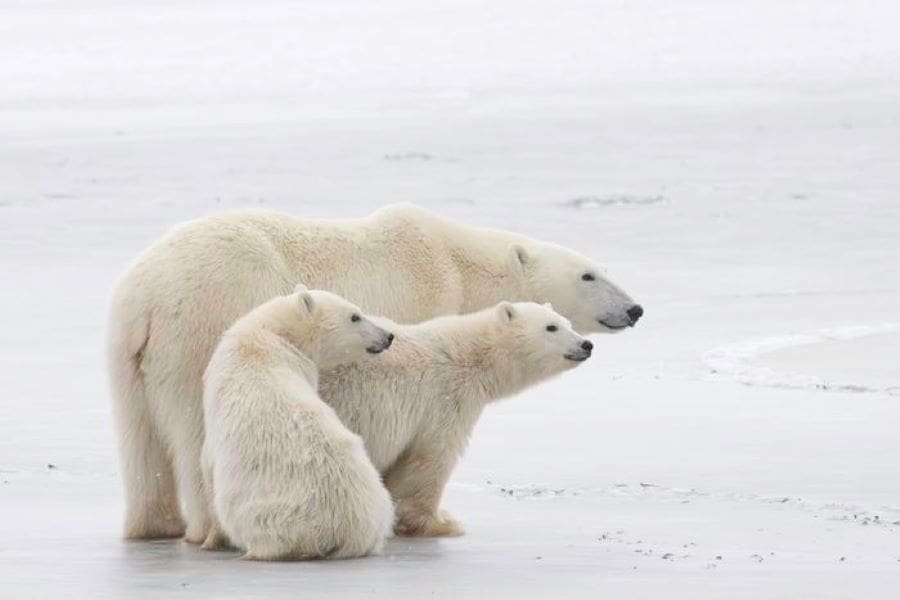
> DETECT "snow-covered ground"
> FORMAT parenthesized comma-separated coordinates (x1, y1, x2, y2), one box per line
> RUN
(1, 1, 899, 597)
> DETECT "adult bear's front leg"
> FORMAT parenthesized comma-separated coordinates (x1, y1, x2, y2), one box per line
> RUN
(384, 443, 464, 537)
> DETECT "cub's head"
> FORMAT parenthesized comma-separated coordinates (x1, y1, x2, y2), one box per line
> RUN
(495, 301, 593, 378)
(507, 242, 643, 334)
(293, 285, 394, 368)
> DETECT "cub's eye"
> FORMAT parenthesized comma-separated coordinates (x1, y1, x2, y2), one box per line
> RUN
(582, 273, 596, 281)
(546, 325, 558, 332)
(351, 314, 361, 323)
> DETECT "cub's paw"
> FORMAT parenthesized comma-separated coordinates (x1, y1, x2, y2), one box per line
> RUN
(184, 521, 212, 545)
(395, 509, 465, 538)
(201, 527, 232, 551)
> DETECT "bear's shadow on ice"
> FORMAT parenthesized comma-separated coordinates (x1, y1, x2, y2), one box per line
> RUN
(116, 537, 451, 567)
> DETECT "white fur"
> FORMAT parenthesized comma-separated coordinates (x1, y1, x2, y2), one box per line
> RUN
(318, 301, 593, 537)
(107, 203, 637, 540)
(200, 288, 394, 560)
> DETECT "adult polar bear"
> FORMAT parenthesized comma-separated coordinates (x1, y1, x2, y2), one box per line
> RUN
(108, 203, 643, 542)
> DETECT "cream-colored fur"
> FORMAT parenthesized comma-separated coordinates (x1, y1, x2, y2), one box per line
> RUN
(107, 203, 638, 540)
(200, 287, 394, 560)
(318, 301, 593, 537)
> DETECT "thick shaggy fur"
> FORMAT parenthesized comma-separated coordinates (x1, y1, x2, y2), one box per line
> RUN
(318, 302, 593, 537)
(201, 289, 394, 560)
(107, 203, 638, 540)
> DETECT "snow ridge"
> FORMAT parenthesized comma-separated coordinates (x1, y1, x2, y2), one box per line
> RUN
(702, 323, 900, 394)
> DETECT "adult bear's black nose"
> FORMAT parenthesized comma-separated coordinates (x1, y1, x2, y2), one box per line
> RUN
(626, 304, 644, 325)
(581, 340, 593, 352)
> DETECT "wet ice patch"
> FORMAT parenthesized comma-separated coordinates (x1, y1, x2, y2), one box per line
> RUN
(564, 194, 665, 209)
(702, 323, 900, 394)
(384, 152, 435, 161)
(383, 152, 457, 162)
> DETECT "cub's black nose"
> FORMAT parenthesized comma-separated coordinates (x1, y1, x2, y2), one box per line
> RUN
(387, 333, 395, 343)
(581, 340, 593, 352)
(626, 304, 644, 324)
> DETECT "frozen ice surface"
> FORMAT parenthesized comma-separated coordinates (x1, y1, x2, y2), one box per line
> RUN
(704, 324, 900, 394)
(1, 0, 899, 598)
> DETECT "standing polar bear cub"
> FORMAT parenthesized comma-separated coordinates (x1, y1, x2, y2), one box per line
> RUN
(201, 287, 394, 561)
(319, 301, 594, 537)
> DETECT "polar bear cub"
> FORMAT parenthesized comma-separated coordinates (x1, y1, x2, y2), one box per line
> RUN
(201, 286, 395, 560)
(318, 301, 594, 538)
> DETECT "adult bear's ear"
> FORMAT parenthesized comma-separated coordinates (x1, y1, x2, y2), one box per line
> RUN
(298, 291, 316, 317)
(507, 244, 529, 279)
(294, 283, 309, 294)
(496, 301, 517, 322)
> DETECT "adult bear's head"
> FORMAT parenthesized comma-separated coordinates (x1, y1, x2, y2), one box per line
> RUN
(507, 242, 642, 334)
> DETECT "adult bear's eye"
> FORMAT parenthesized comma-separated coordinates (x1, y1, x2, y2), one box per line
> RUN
(582, 273, 595, 281)
(546, 325, 558, 332)
(351, 314, 361, 323)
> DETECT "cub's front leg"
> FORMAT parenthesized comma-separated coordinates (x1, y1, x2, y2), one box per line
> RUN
(384, 444, 464, 537)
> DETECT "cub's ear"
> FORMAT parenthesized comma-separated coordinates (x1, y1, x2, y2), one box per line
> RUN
(298, 291, 316, 316)
(507, 244, 529, 278)
(542, 302, 554, 310)
(294, 283, 309, 294)
(496, 301, 517, 322)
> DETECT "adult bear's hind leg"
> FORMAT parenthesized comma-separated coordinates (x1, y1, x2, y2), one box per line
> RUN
(109, 320, 184, 540)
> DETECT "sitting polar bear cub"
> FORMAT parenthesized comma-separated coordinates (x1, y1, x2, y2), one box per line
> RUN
(201, 286, 395, 561)
(319, 300, 594, 537)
